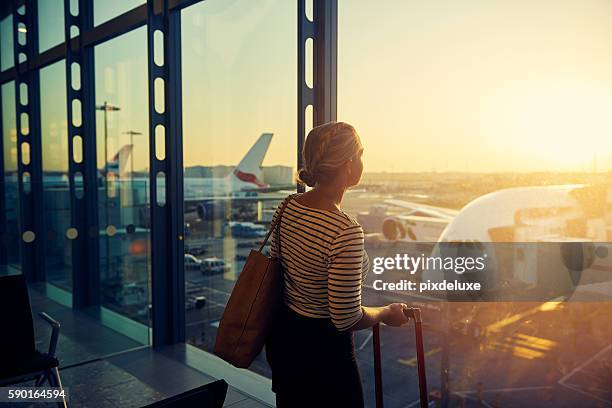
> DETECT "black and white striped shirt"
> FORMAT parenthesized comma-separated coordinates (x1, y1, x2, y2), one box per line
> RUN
(269, 194, 369, 331)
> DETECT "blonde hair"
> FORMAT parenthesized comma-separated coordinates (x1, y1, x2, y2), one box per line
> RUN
(298, 121, 362, 187)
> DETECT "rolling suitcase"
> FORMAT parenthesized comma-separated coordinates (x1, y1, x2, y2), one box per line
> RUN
(372, 307, 428, 408)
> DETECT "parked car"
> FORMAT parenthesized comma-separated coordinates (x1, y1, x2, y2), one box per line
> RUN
(186, 295, 207, 310)
(201, 257, 231, 275)
(185, 254, 203, 271)
(185, 244, 207, 255)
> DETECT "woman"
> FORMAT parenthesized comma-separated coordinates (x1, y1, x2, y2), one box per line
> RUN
(266, 121, 410, 407)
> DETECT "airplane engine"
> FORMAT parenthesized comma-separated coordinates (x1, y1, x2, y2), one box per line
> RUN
(382, 217, 406, 241)
(197, 203, 207, 220)
(185, 202, 223, 222)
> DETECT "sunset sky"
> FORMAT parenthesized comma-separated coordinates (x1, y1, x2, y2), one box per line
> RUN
(5, 0, 612, 173)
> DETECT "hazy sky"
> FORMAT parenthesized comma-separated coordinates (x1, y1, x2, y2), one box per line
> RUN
(338, 0, 612, 172)
(181, 0, 297, 171)
(5, 0, 612, 173)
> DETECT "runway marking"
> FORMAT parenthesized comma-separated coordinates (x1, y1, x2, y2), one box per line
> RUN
(560, 382, 612, 406)
(358, 331, 373, 351)
(558, 343, 612, 385)
(455, 385, 554, 394)
(487, 332, 558, 359)
(403, 399, 435, 408)
(398, 347, 442, 367)
(557, 343, 612, 405)
(488, 341, 545, 360)
(513, 333, 556, 350)
(485, 297, 564, 335)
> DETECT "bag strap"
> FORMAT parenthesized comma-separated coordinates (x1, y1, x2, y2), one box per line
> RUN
(258, 194, 296, 253)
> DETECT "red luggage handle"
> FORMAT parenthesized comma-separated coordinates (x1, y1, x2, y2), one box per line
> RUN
(372, 307, 428, 408)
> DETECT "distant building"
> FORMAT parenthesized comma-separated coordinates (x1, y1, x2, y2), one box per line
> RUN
(263, 165, 293, 185)
(184, 166, 213, 178)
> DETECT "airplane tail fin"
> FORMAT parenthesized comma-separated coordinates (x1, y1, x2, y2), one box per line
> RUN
(101, 144, 133, 178)
(231, 133, 272, 188)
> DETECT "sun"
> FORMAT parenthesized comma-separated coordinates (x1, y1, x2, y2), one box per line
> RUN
(482, 78, 612, 171)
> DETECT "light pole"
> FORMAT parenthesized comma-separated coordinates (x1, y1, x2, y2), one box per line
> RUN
(95, 101, 120, 278)
(122, 130, 142, 227)
(96, 101, 121, 177)
(122, 130, 142, 176)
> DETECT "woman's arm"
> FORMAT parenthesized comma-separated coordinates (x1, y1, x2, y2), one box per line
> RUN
(348, 304, 410, 331)
(328, 224, 411, 331)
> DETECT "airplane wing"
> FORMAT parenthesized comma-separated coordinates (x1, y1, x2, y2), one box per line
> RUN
(384, 199, 459, 220)
(184, 193, 291, 206)
(242, 184, 297, 193)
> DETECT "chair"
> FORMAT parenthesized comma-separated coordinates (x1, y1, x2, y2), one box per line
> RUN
(143, 379, 228, 408)
(0, 274, 67, 408)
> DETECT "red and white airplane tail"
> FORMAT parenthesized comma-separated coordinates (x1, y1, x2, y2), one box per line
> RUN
(229, 133, 272, 189)
(99, 144, 133, 178)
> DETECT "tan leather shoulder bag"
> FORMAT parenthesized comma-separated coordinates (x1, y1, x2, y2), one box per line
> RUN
(213, 194, 294, 368)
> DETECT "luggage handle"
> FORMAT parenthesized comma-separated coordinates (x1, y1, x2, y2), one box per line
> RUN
(372, 307, 428, 408)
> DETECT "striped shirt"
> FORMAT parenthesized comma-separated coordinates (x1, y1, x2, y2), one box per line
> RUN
(269, 194, 369, 331)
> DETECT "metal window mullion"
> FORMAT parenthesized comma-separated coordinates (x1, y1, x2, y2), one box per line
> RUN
(148, 0, 185, 347)
(313, 0, 337, 126)
(298, 0, 337, 193)
(297, 0, 315, 193)
(13, 0, 45, 282)
(166, 5, 185, 344)
(64, 0, 100, 307)
(0, 82, 6, 266)
(0, 0, 207, 86)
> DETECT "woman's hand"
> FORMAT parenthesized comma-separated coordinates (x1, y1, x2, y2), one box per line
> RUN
(381, 303, 411, 327)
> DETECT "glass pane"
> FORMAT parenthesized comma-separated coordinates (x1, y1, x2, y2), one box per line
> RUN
(40, 60, 71, 291)
(38, 0, 65, 53)
(94, 0, 145, 27)
(338, 1, 612, 406)
(181, 0, 297, 376)
(95, 27, 151, 340)
(1, 82, 20, 273)
(0, 15, 14, 72)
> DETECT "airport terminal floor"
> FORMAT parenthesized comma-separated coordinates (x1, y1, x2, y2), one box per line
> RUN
(2, 0, 612, 407)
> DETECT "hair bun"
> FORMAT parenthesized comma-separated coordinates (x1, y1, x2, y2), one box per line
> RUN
(298, 168, 317, 187)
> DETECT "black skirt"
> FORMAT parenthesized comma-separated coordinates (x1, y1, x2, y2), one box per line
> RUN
(265, 305, 364, 408)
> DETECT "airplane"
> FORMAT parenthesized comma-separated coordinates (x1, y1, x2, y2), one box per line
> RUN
(358, 199, 458, 242)
(97, 133, 284, 201)
(361, 184, 612, 299)
(181, 133, 291, 221)
(418, 184, 612, 301)
(89, 133, 290, 220)
(183, 133, 275, 199)
(101, 144, 134, 180)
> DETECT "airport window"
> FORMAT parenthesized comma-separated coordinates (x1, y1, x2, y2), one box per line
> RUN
(181, 0, 297, 376)
(40, 60, 71, 291)
(1, 1, 610, 406)
(338, 0, 612, 405)
(93, 0, 146, 27)
(94, 27, 151, 333)
(0, 14, 14, 72)
(37, 0, 64, 53)
(1, 81, 20, 274)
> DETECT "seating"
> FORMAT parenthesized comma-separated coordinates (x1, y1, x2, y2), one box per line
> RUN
(0, 274, 67, 408)
(143, 379, 228, 407)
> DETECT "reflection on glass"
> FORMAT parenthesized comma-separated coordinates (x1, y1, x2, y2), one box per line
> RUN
(181, 0, 296, 376)
(0, 15, 14, 72)
(338, 1, 612, 406)
(93, 0, 145, 27)
(38, 0, 65, 53)
(1, 82, 20, 273)
(94, 27, 150, 331)
(40, 60, 71, 290)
